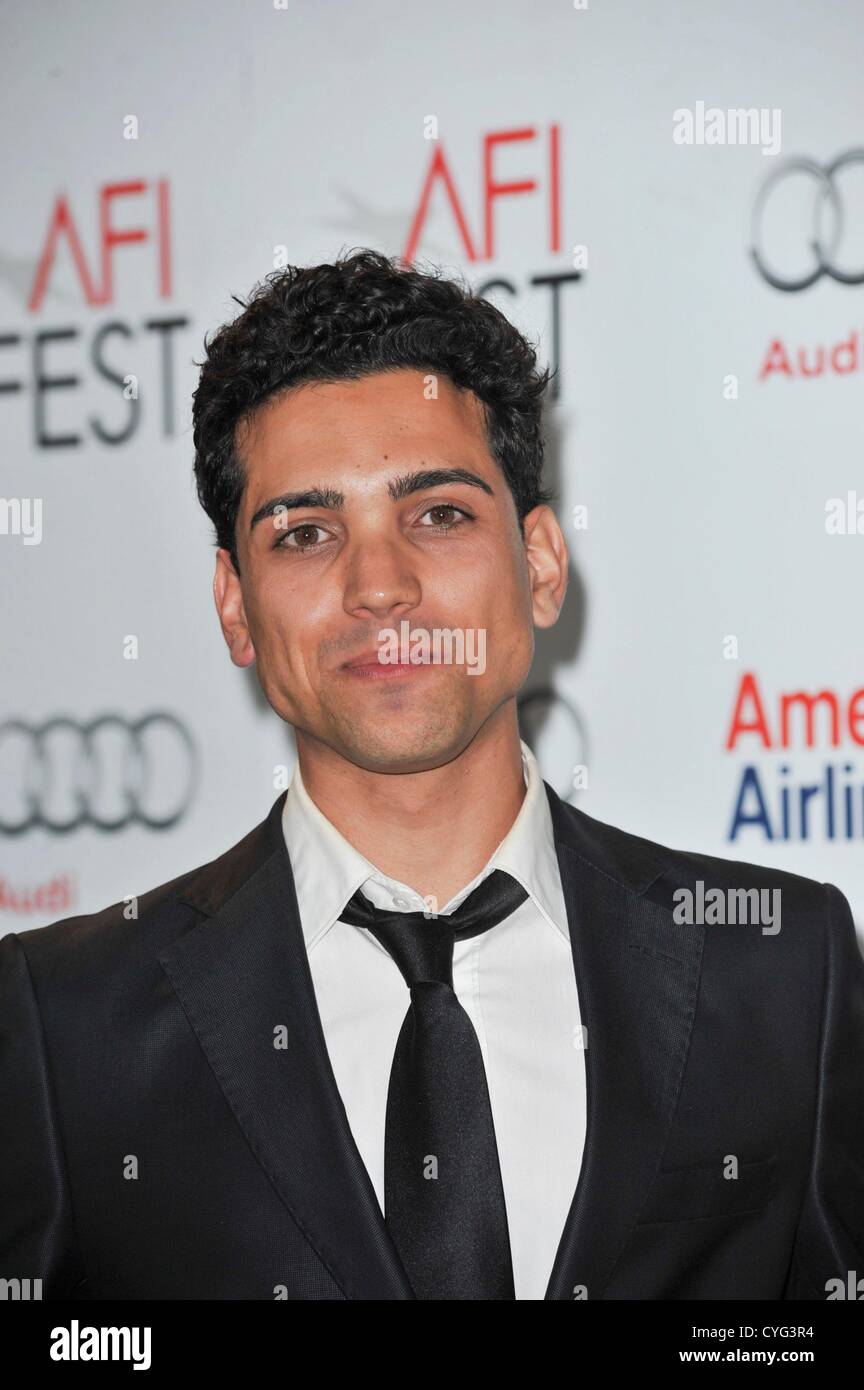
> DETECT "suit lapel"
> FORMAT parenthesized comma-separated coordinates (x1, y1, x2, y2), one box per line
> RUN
(542, 783, 705, 1299)
(159, 796, 415, 1300)
(158, 781, 704, 1302)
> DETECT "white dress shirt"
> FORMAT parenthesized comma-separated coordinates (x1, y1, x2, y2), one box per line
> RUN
(281, 739, 587, 1300)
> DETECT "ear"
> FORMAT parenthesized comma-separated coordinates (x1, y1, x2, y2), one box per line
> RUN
(213, 548, 256, 667)
(522, 505, 569, 629)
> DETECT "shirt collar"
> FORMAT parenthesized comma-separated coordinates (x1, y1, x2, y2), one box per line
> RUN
(281, 738, 570, 950)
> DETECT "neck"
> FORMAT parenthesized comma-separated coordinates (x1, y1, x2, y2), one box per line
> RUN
(296, 703, 527, 908)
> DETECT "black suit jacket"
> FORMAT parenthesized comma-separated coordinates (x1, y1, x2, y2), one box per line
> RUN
(2, 783, 863, 1300)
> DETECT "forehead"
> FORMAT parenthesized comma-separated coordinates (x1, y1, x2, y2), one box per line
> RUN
(236, 369, 493, 504)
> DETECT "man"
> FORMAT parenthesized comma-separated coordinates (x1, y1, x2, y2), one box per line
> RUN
(1, 249, 862, 1301)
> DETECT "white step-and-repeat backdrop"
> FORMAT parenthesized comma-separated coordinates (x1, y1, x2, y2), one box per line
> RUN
(3, 0, 864, 948)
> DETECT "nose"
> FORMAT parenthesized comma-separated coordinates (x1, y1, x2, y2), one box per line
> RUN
(342, 533, 422, 623)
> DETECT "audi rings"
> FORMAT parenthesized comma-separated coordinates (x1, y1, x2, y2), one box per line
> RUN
(517, 688, 588, 803)
(0, 713, 199, 833)
(751, 149, 864, 291)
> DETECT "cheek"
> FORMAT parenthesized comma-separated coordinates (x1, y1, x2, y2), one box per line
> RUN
(248, 567, 326, 653)
(460, 576, 532, 684)
(241, 587, 289, 673)
(444, 541, 522, 608)
(477, 558, 531, 627)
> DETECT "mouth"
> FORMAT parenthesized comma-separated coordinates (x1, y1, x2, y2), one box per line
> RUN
(338, 649, 438, 680)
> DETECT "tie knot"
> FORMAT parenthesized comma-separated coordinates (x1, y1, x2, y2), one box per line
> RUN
(338, 869, 529, 989)
(372, 915, 456, 988)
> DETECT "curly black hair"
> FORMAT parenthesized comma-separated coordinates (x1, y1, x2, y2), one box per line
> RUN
(192, 247, 555, 574)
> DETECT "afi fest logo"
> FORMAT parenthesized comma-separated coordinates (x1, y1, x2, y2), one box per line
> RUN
(403, 122, 580, 400)
(4, 179, 191, 447)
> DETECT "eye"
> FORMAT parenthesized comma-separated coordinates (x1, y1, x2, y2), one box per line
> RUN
(274, 523, 329, 551)
(417, 504, 473, 530)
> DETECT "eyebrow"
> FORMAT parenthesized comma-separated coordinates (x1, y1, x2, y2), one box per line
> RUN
(248, 467, 495, 533)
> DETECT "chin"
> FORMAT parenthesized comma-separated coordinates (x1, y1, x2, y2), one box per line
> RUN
(333, 724, 473, 775)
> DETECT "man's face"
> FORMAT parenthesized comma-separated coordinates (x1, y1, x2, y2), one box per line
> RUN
(214, 368, 566, 774)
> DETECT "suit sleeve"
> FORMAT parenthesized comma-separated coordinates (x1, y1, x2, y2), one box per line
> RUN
(783, 882, 864, 1299)
(0, 931, 85, 1297)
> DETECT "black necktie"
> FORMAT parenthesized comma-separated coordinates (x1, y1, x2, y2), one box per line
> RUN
(338, 869, 529, 1300)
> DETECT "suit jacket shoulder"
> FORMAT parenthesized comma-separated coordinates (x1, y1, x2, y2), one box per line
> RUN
(9, 785, 856, 982)
(7, 793, 288, 977)
(550, 794, 835, 917)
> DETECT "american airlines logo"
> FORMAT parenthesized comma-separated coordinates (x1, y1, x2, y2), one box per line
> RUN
(725, 671, 864, 843)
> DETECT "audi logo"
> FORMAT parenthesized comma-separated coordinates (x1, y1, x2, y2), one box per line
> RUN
(0, 714, 199, 833)
(517, 687, 588, 803)
(751, 149, 864, 291)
